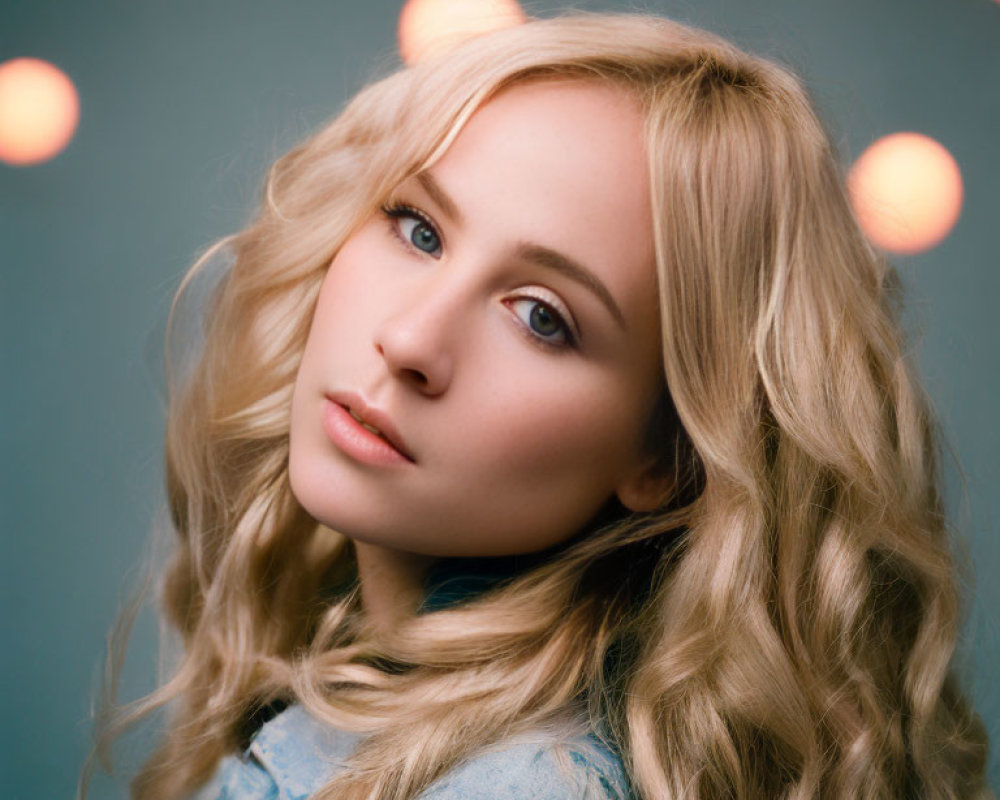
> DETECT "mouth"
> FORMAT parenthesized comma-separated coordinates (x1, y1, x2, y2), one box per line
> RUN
(347, 406, 392, 441)
(325, 392, 415, 463)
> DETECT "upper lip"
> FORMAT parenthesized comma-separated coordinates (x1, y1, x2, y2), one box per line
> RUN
(326, 391, 415, 462)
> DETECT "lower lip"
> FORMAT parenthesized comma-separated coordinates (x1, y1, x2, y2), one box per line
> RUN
(322, 399, 412, 467)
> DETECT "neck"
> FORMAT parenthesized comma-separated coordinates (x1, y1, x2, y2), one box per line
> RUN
(353, 541, 436, 635)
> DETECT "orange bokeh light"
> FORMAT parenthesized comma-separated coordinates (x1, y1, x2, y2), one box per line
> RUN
(847, 132, 963, 256)
(0, 57, 80, 166)
(398, 0, 526, 65)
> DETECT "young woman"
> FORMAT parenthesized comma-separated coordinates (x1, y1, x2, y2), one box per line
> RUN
(87, 11, 992, 800)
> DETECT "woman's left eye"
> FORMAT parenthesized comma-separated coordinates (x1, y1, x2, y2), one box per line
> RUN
(381, 204, 442, 258)
(507, 297, 576, 349)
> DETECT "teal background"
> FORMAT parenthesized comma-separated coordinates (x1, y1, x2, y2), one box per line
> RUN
(2, 1, 997, 797)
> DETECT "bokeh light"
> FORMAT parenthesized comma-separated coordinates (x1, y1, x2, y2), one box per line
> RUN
(847, 132, 963, 255)
(398, 0, 526, 65)
(0, 57, 80, 167)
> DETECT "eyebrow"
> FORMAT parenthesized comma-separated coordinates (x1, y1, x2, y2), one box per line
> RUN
(417, 171, 462, 224)
(414, 170, 627, 331)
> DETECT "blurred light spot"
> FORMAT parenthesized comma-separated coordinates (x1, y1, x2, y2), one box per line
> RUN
(847, 132, 963, 255)
(0, 58, 80, 166)
(398, 0, 526, 65)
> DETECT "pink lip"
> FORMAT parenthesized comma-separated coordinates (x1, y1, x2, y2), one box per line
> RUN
(322, 392, 415, 466)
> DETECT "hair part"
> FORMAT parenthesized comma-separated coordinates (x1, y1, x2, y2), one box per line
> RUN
(83, 12, 990, 800)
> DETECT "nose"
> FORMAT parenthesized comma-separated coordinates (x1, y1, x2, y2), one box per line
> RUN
(372, 285, 457, 397)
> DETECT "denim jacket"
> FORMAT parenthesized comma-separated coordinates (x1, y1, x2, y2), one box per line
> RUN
(192, 557, 631, 799)
(189, 703, 630, 800)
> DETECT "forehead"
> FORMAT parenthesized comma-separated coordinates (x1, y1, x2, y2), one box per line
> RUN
(434, 78, 651, 223)
(422, 79, 659, 341)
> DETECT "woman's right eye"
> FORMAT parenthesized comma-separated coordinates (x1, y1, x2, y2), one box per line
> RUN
(381, 204, 443, 258)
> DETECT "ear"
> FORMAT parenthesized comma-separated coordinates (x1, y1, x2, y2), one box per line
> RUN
(614, 457, 675, 513)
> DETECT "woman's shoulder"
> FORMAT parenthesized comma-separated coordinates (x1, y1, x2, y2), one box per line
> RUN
(418, 721, 630, 800)
(188, 703, 361, 800)
(190, 703, 631, 800)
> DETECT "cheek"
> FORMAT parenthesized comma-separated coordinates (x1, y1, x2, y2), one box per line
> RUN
(299, 247, 383, 376)
(458, 373, 641, 480)
(434, 382, 643, 555)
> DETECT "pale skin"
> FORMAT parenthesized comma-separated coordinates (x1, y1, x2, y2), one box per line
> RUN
(288, 80, 671, 633)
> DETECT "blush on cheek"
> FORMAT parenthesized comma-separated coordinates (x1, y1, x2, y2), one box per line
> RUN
(472, 396, 635, 483)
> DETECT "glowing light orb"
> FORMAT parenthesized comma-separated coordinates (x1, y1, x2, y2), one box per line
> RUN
(847, 132, 963, 255)
(398, 0, 526, 65)
(0, 58, 80, 166)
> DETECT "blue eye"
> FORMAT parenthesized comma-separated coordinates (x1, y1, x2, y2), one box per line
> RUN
(508, 298, 575, 348)
(381, 204, 442, 258)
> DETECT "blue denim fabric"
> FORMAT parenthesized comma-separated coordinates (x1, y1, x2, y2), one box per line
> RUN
(189, 703, 630, 800)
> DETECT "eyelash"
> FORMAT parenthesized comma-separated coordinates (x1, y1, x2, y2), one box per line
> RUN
(381, 202, 441, 255)
(378, 201, 579, 351)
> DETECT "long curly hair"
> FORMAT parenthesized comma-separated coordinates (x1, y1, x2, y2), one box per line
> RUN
(83, 12, 991, 799)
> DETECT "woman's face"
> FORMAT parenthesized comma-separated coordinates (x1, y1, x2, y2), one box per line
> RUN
(289, 79, 666, 557)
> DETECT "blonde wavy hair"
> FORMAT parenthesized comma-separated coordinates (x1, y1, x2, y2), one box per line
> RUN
(84, 12, 992, 800)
